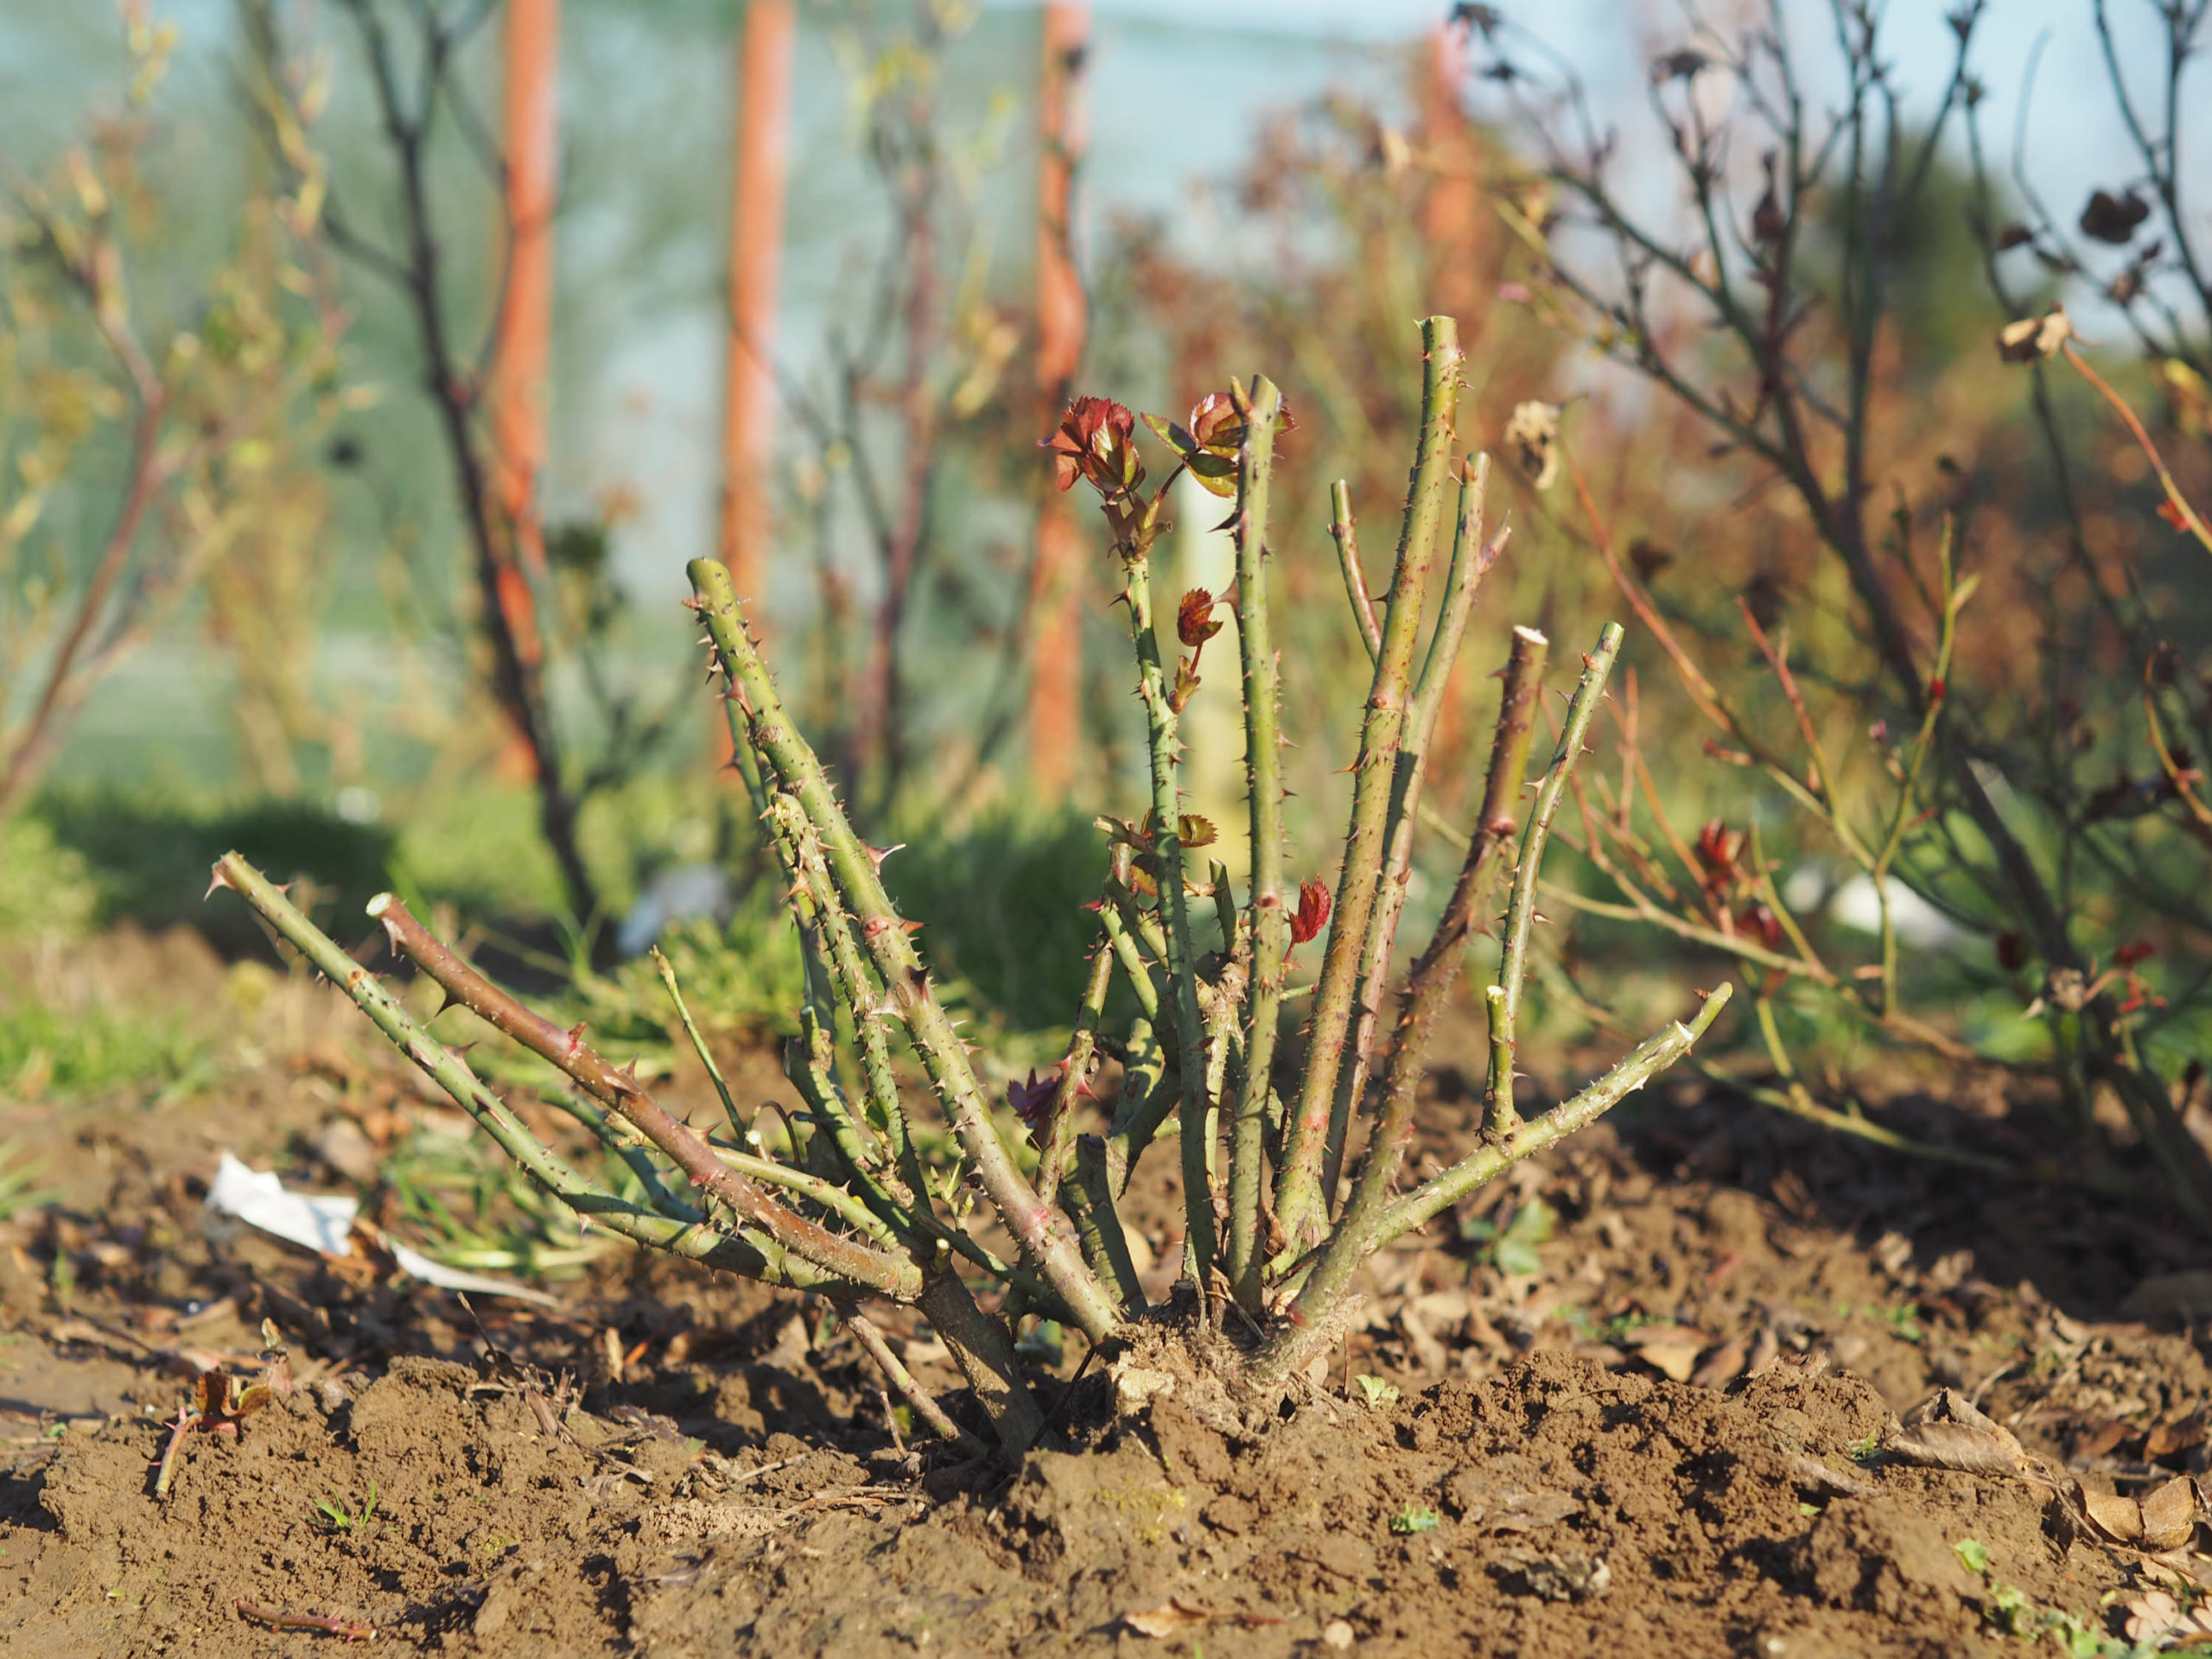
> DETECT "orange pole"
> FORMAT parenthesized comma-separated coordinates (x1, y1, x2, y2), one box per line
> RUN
(491, 0, 558, 607)
(1420, 22, 1480, 331)
(719, 0, 797, 609)
(1028, 1, 1090, 801)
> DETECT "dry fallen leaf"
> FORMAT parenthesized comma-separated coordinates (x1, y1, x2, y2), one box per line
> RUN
(1123, 1599, 1210, 1637)
(1691, 1336, 1748, 1390)
(2139, 1474, 2201, 1553)
(2125, 1588, 2212, 1645)
(1888, 1389, 2032, 1478)
(1787, 1452, 1872, 1499)
(2082, 1486, 2145, 1546)
(1625, 1324, 1712, 1383)
(1484, 1489, 1581, 1535)
(2145, 1412, 2208, 1461)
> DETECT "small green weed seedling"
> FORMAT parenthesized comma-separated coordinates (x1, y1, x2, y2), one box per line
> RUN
(1354, 1376, 1401, 1411)
(1389, 1505, 1441, 1535)
(315, 1481, 378, 1534)
(1460, 1196, 1555, 1278)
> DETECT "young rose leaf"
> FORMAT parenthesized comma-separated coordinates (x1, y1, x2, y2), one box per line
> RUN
(1185, 457, 1239, 497)
(1140, 411, 1198, 455)
(1007, 1066, 1063, 1133)
(1178, 813, 1217, 850)
(1041, 395, 1143, 496)
(1177, 588, 1222, 647)
(1169, 657, 1201, 713)
(1694, 820, 1746, 887)
(1186, 390, 1244, 451)
(1290, 878, 1332, 945)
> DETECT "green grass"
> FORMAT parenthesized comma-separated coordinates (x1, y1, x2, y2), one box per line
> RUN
(0, 999, 210, 1100)
(883, 804, 1124, 1037)
(376, 1111, 639, 1279)
(0, 814, 99, 937)
(0, 1140, 58, 1219)
(29, 786, 397, 953)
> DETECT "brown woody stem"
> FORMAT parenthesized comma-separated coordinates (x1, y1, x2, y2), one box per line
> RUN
(366, 892, 914, 1294)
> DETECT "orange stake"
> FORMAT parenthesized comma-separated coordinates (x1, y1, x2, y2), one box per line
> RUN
(1029, 1, 1090, 800)
(490, 0, 558, 616)
(719, 0, 797, 611)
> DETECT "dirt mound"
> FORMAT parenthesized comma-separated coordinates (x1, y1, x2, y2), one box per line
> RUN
(2, 980, 2204, 1656)
(2, 1345, 2131, 1657)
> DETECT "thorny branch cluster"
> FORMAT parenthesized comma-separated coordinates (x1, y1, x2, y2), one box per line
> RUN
(217, 322, 1727, 1452)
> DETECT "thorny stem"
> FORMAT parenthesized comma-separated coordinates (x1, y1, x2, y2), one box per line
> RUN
(213, 855, 855, 1294)
(1116, 512, 1218, 1300)
(1097, 846, 1163, 1021)
(1253, 982, 1733, 1387)
(365, 891, 915, 1294)
(1486, 625, 1624, 1135)
(1035, 933, 1115, 1211)
(1282, 625, 1548, 1328)
(1381, 985, 1732, 1244)
(221, 853, 1054, 1451)
(652, 947, 744, 1141)
(761, 795, 912, 1185)
(1277, 315, 1464, 1248)
(1328, 479, 1382, 663)
(1065, 1135, 1148, 1312)
(1228, 375, 1287, 1306)
(1325, 461, 1506, 1204)
(690, 559, 1125, 1344)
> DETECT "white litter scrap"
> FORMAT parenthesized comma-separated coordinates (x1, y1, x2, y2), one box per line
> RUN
(206, 1151, 559, 1308)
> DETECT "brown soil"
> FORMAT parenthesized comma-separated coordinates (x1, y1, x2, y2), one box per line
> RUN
(3, 928, 2209, 1656)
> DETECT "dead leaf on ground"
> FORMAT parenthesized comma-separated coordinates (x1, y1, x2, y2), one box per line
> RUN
(2083, 1486, 2146, 1546)
(1787, 1452, 1872, 1499)
(2071, 1418, 2135, 1461)
(2126, 1587, 2212, 1646)
(1692, 1336, 1748, 1390)
(2139, 1475, 2202, 1553)
(1887, 1389, 2032, 1478)
(1624, 1323, 1712, 1383)
(2147, 1413, 2209, 1462)
(1123, 1598, 1211, 1637)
